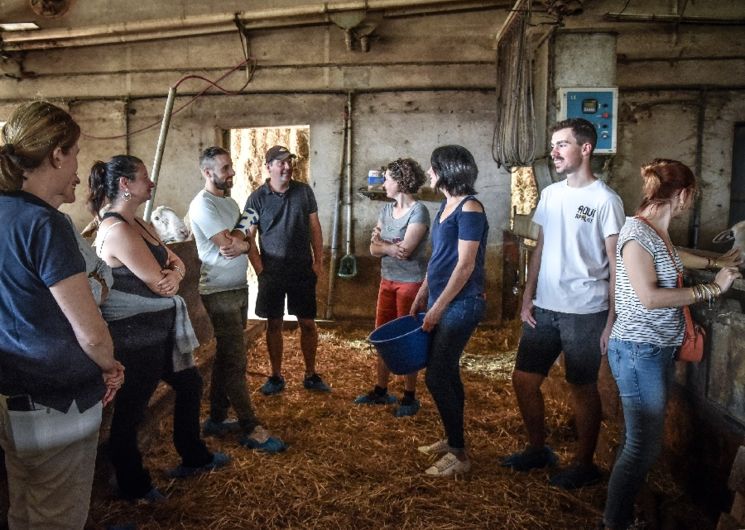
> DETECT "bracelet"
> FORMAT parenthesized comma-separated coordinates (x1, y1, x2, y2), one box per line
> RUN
(172, 265, 185, 280)
(692, 282, 722, 306)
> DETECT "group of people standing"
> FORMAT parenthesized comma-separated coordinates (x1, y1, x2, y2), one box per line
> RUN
(0, 99, 741, 530)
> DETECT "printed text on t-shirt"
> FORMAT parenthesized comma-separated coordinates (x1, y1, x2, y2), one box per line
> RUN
(575, 206, 596, 223)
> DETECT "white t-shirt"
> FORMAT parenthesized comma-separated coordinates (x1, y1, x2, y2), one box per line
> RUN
(188, 190, 248, 295)
(532, 178, 625, 314)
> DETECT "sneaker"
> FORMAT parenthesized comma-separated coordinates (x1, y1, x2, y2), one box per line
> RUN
(417, 439, 450, 456)
(549, 464, 601, 490)
(111, 477, 165, 505)
(141, 487, 167, 503)
(394, 399, 420, 417)
(424, 452, 471, 476)
(500, 446, 558, 471)
(261, 375, 286, 396)
(202, 418, 242, 437)
(303, 373, 331, 392)
(240, 425, 287, 454)
(354, 390, 397, 405)
(166, 452, 230, 479)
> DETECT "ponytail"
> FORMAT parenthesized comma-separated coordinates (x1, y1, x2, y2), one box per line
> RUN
(87, 161, 109, 216)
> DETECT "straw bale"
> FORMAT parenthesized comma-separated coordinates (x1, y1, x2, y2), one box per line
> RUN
(87, 325, 700, 530)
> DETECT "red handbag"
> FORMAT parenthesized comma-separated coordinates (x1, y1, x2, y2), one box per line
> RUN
(635, 217, 705, 362)
(676, 273, 705, 362)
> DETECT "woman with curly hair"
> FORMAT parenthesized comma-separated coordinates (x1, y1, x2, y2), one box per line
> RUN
(354, 158, 430, 417)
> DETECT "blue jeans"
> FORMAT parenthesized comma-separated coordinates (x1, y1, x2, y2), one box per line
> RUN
(603, 339, 676, 530)
(425, 296, 485, 450)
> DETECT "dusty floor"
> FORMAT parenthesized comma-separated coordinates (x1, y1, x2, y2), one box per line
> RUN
(87, 323, 711, 530)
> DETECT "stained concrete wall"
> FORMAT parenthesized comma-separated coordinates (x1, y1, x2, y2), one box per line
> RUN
(1, 0, 744, 324)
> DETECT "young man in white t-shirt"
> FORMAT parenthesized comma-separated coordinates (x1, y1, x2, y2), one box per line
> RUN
(188, 146, 285, 453)
(501, 119, 625, 489)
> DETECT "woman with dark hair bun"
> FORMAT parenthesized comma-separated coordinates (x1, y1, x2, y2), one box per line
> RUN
(601, 159, 741, 530)
(0, 101, 124, 529)
(355, 158, 430, 417)
(90, 156, 228, 503)
(411, 145, 487, 477)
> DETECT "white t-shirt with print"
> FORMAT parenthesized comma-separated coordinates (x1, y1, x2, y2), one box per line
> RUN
(532, 178, 625, 314)
(188, 190, 249, 295)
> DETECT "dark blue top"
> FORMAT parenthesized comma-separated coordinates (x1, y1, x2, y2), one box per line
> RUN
(0, 191, 105, 412)
(426, 196, 488, 307)
(245, 180, 318, 276)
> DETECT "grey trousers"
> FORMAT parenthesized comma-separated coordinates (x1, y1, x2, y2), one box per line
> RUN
(0, 399, 101, 530)
(201, 288, 260, 433)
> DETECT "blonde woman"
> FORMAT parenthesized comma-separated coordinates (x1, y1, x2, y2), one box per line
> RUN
(0, 102, 123, 529)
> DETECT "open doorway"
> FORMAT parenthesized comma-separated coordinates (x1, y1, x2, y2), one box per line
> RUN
(227, 125, 310, 319)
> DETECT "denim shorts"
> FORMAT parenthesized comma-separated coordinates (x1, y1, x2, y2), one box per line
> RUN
(515, 307, 608, 385)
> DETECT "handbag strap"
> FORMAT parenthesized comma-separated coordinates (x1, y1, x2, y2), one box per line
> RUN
(634, 216, 682, 279)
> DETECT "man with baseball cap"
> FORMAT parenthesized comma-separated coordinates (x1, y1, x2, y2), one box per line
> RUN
(245, 145, 330, 395)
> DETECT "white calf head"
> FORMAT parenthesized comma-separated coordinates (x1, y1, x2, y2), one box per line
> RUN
(151, 206, 190, 243)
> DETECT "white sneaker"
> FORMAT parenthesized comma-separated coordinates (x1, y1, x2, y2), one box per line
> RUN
(424, 452, 471, 477)
(417, 439, 450, 455)
(247, 425, 270, 444)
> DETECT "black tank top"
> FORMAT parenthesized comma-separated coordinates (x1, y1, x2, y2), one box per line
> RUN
(102, 211, 168, 298)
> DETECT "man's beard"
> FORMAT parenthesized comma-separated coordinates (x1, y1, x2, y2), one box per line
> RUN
(212, 175, 232, 196)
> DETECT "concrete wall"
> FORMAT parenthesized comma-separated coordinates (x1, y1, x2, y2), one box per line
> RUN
(0, 4, 508, 322)
(1, 0, 744, 323)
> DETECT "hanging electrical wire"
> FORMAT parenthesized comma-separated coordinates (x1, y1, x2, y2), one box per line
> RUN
(492, 0, 536, 169)
(81, 20, 256, 141)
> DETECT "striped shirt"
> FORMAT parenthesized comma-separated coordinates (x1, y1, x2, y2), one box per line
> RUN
(611, 217, 684, 346)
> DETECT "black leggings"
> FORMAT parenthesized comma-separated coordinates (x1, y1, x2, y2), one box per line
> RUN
(108, 338, 211, 498)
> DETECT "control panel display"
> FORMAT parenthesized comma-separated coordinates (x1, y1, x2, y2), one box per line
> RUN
(558, 88, 618, 154)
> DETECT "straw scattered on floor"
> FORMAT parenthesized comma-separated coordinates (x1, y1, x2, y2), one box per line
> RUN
(88, 323, 693, 530)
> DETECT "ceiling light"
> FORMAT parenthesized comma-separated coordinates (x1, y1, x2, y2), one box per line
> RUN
(0, 22, 40, 31)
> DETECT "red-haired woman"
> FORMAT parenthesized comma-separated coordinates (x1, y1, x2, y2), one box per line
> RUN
(602, 159, 741, 530)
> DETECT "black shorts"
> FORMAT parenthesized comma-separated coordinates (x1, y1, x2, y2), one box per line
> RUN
(255, 271, 317, 320)
(515, 307, 608, 385)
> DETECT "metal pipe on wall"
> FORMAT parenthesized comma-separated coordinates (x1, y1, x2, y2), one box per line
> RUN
(325, 100, 349, 319)
(689, 89, 707, 248)
(345, 92, 353, 258)
(0, 0, 505, 51)
(143, 86, 176, 222)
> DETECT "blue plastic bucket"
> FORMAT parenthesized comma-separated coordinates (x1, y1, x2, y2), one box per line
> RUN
(368, 313, 430, 375)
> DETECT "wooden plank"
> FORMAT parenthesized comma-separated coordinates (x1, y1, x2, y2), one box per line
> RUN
(728, 446, 745, 493)
(717, 512, 744, 530)
(731, 492, 745, 524)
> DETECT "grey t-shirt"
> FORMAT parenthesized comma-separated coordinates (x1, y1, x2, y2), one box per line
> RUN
(379, 201, 430, 283)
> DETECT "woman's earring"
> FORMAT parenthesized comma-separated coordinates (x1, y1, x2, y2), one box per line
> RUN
(122, 189, 132, 201)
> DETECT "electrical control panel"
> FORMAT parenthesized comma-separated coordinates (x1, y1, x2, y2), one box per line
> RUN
(557, 87, 618, 154)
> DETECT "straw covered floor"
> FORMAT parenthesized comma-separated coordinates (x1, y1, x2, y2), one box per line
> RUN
(88, 322, 702, 529)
